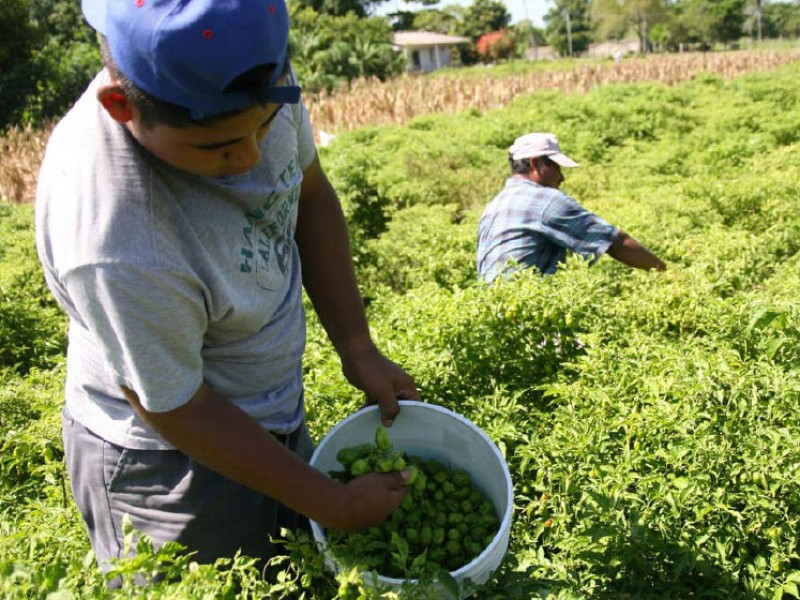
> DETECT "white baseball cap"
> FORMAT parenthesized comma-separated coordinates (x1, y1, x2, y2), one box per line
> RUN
(508, 133, 579, 167)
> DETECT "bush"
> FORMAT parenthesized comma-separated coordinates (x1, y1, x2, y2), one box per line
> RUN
(476, 30, 516, 63)
(6, 59, 800, 599)
(0, 204, 66, 374)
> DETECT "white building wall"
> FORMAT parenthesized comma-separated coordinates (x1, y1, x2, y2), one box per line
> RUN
(416, 45, 454, 73)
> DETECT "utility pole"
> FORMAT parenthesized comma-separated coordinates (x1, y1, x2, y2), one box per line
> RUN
(643, 14, 648, 53)
(563, 9, 573, 57)
(755, 0, 762, 44)
(523, 0, 537, 60)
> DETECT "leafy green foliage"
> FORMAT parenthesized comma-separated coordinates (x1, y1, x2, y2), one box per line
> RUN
(0, 0, 43, 130)
(0, 366, 65, 504)
(410, 7, 463, 35)
(22, 40, 100, 127)
(457, 0, 511, 42)
(290, 0, 389, 18)
(357, 204, 478, 298)
(591, 0, 668, 51)
(455, 0, 512, 64)
(289, 8, 405, 94)
(308, 60, 800, 597)
(762, 1, 800, 39)
(544, 0, 593, 56)
(5, 58, 800, 599)
(0, 204, 66, 374)
(672, 0, 748, 47)
(0, 0, 100, 130)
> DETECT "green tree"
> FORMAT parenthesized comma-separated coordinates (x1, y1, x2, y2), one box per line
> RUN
(411, 8, 462, 34)
(289, 7, 405, 93)
(648, 21, 671, 49)
(291, 0, 386, 17)
(592, 0, 670, 52)
(670, 0, 746, 47)
(0, 0, 42, 130)
(0, 0, 99, 130)
(452, 0, 510, 65)
(544, 0, 592, 56)
(760, 0, 800, 38)
(509, 19, 547, 58)
(709, 0, 747, 44)
(389, 10, 417, 30)
(457, 0, 510, 41)
(28, 0, 96, 45)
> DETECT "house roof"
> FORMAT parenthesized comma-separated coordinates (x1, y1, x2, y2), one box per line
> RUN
(391, 31, 470, 48)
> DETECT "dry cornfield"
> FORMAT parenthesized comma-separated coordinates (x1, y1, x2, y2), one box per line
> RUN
(1, 124, 48, 205)
(308, 49, 800, 135)
(2, 48, 799, 204)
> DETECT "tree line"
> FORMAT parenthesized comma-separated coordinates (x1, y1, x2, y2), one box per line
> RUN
(1, 0, 798, 132)
(546, 0, 800, 56)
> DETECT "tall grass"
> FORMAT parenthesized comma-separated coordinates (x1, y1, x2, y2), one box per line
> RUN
(0, 125, 47, 204)
(307, 49, 800, 135)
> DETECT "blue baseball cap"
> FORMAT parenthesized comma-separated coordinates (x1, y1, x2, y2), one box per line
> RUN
(82, 0, 301, 120)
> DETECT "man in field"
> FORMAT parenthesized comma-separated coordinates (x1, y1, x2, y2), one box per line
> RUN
(34, 0, 418, 582)
(477, 132, 666, 282)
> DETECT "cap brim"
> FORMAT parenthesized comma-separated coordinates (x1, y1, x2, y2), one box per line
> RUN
(81, 0, 106, 34)
(255, 85, 301, 105)
(550, 153, 579, 168)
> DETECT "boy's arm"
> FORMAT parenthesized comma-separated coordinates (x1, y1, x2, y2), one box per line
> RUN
(294, 155, 420, 426)
(122, 383, 410, 530)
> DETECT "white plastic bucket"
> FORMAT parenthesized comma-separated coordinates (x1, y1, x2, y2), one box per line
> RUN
(309, 400, 513, 599)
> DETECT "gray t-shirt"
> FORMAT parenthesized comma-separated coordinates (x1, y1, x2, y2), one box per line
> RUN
(35, 71, 317, 450)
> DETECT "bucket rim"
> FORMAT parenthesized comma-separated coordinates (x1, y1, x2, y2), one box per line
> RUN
(309, 400, 514, 585)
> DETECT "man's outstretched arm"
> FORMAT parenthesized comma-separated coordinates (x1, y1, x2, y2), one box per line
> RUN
(606, 230, 667, 271)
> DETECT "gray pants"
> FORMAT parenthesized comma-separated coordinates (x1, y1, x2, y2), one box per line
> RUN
(62, 406, 314, 578)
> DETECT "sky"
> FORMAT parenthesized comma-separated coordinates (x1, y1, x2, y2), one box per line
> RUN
(376, 0, 796, 28)
(375, 0, 557, 27)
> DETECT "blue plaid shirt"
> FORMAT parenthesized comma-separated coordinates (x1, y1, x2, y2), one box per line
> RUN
(477, 177, 619, 282)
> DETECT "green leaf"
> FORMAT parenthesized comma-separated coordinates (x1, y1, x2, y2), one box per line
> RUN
(437, 569, 461, 599)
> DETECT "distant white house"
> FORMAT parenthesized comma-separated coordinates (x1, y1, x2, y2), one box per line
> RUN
(525, 40, 640, 61)
(587, 40, 640, 59)
(524, 45, 560, 60)
(391, 31, 470, 73)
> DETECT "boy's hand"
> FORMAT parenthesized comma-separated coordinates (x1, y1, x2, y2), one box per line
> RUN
(324, 470, 411, 531)
(341, 344, 420, 427)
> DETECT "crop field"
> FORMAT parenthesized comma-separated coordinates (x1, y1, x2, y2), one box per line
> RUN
(307, 48, 800, 135)
(2, 53, 800, 598)
(3, 48, 800, 205)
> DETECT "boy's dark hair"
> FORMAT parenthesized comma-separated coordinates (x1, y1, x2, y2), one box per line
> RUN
(100, 38, 291, 129)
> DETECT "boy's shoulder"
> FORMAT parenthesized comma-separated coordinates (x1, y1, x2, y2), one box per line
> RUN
(45, 71, 138, 164)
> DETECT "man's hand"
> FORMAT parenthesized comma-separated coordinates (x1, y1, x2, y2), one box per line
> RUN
(340, 343, 420, 427)
(607, 230, 667, 271)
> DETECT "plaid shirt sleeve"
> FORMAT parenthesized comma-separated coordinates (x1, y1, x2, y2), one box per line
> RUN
(540, 192, 619, 262)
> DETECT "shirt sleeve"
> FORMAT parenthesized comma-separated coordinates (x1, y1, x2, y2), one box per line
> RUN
(63, 261, 207, 413)
(540, 193, 620, 261)
(288, 67, 317, 171)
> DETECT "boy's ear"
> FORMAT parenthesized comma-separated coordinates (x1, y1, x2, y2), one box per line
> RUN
(97, 85, 134, 123)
